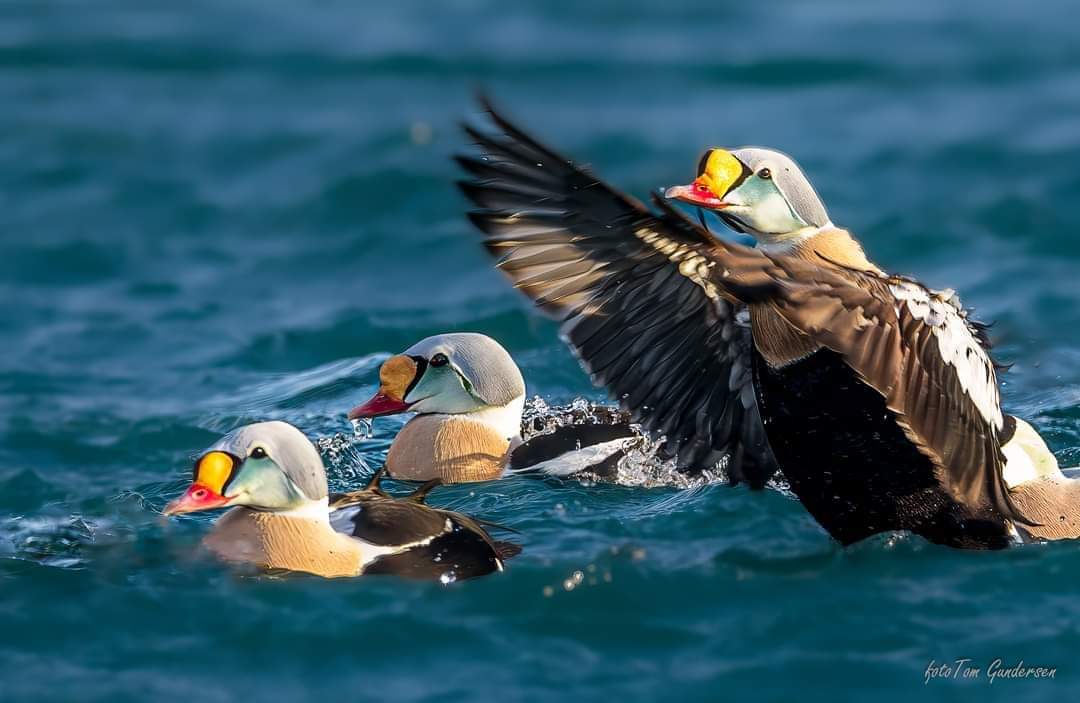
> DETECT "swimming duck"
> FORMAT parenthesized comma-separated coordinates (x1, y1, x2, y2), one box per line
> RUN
(457, 98, 1079, 549)
(347, 332, 636, 483)
(164, 420, 520, 579)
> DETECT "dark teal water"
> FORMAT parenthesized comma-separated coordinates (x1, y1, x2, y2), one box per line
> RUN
(3, 1, 1080, 700)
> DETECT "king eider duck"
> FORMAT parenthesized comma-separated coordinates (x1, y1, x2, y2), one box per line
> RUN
(457, 98, 1079, 549)
(667, 146, 1080, 545)
(347, 332, 637, 483)
(164, 420, 520, 579)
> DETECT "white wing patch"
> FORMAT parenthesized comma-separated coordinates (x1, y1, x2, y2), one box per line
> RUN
(889, 280, 1003, 429)
(507, 438, 629, 478)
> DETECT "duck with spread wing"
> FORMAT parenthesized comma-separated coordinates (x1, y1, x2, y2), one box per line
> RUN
(457, 99, 1080, 549)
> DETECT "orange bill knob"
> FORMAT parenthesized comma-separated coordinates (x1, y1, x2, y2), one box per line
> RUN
(163, 451, 237, 515)
(664, 148, 746, 209)
(348, 355, 419, 419)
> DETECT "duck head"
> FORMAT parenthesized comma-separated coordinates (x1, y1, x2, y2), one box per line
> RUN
(348, 333, 525, 422)
(164, 421, 328, 515)
(347, 330, 524, 436)
(665, 147, 832, 247)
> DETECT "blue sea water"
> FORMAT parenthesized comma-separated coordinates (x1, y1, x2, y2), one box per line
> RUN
(3, 1, 1080, 700)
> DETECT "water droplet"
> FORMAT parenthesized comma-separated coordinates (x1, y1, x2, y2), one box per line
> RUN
(350, 418, 374, 439)
(517, 396, 718, 488)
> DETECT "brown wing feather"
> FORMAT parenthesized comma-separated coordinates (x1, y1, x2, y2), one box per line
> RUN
(719, 251, 1027, 525)
(457, 97, 1024, 525)
(338, 497, 451, 546)
(457, 98, 777, 487)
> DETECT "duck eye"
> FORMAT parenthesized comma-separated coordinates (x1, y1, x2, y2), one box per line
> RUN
(250, 447, 268, 460)
(758, 168, 772, 180)
(430, 353, 449, 367)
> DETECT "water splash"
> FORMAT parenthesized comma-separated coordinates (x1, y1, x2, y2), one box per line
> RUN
(520, 396, 628, 435)
(1, 514, 102, 569)
(543, 562, 614, 597)
(349, 417, 374, 440)
(520, 396, 728, 489)
(562, 569, 584, 591)
(316, 432, 374, 487)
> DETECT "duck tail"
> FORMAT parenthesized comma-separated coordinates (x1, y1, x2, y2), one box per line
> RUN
(406, 478, 444, 504)
(494, 541, 523, 561)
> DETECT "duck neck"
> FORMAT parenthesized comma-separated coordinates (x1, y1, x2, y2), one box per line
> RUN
(756, 221, 834, 254)
(270, 496, 332, 520)
(464, 394, 525, 442)
(760, 225, 883, 275)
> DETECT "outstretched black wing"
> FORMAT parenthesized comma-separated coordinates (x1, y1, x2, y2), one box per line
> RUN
(457, 98, 777, 488)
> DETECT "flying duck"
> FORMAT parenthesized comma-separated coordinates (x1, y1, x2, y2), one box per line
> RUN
(348, 332, 636, 483)
(457, 99, 1078, 549)
(164, 420, 520, 579)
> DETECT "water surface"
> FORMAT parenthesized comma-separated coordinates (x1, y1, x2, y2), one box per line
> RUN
(3, 1, 1080, 701)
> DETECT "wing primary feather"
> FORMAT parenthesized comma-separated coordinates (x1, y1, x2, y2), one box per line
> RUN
(457, 98, 781, 483)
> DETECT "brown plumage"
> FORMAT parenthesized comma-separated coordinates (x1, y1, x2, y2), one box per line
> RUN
(1010, 478, 1080, 541)
(386, 414, 511, 482)
(788, 227, 883, 273)
(724, 252, 1018, 523)
(329, 470, 521, 579)
(457, 98, 1035, 548)
(349, 332, 639, 484)
(199, 484, 521, 580)
(168, 421, 522, 578)
(203, 508, 364, 578)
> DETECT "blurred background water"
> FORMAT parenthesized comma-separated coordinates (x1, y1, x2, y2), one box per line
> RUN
(2, 1, 1080, 701)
